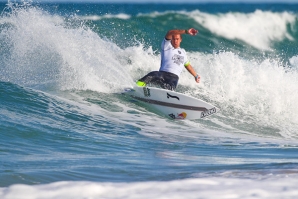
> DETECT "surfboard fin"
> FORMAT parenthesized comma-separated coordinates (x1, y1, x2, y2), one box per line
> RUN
(136, 80, 146, 87)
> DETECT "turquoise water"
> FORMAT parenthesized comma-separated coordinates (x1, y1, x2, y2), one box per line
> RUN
(1, 1, 298, 198)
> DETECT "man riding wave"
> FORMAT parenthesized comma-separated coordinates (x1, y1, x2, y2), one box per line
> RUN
(137, 28, 200, 90)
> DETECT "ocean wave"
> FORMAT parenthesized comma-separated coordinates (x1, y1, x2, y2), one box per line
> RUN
(0, 5, 134, 92)
(136, 9, 297, 50)
(1, 177, 298, 199)
(180, 51, 298, 137)
(2, 3, 298, 137)
(2, 2, 298, 196)
(188, 9, 296, 50)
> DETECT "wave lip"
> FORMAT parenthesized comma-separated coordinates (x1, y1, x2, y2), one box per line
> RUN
(188, 9, 296, 50)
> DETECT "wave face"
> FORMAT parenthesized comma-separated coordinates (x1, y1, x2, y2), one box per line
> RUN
(1, 1, 298, 198)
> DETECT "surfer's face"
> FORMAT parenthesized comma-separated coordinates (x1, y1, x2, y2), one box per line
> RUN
(171, 34, 182, 48)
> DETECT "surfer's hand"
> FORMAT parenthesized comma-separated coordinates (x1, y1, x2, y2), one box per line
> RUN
(187, 28, 198, 36)
(195, 74, 200, 83)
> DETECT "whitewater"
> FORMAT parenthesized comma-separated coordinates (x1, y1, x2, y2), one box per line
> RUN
(1, 1, 298, 198)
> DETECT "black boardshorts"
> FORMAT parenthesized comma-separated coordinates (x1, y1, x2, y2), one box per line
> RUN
(138, 71, 179, 90)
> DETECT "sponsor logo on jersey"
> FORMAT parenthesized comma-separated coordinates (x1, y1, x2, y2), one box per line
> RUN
(172, 54, 184, 65)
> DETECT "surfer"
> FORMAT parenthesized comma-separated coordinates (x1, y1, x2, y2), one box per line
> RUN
(136, 28, 200, 90)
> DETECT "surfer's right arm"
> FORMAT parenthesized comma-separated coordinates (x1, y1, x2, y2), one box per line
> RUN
(165, 28, 198, 39)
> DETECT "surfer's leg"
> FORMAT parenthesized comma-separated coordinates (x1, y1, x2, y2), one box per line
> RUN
(160, 71, 179, 90)
(137, 71, 160, 87)
(137, 71, 177, 90)
(168, 77, 178, 90)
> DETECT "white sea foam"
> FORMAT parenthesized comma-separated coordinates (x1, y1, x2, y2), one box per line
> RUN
(136, 10, 176, 18)
(1, 177, 298, 199)
(289, 55, 298, 68)
(187, 10, 296, 50)
(0, 6, 134, 92)
(80, 13, 131, 21)
(175, 50, 298, 138)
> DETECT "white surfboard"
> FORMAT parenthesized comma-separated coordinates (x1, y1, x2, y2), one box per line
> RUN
(123, 86, 219, 120)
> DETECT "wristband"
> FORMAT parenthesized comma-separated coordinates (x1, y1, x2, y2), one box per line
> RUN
(195, 74, 199, 79)
(185, 29, 188, 34)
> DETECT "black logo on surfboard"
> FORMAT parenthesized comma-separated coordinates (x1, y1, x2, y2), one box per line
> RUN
(201, 107, 216, 118)
(143, 87, 151, 97)
(167, 93, 179, 100)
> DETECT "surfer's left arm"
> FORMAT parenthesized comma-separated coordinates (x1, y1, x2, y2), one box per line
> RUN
(185, 64, 200, 83)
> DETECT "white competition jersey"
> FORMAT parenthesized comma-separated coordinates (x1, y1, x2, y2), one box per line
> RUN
(159, 38, 190, 77)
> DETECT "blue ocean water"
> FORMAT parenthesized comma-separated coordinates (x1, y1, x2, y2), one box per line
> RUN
(1, 1, 298, 198)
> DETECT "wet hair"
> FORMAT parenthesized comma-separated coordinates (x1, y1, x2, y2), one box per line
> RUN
(172, 34, 182, 39)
